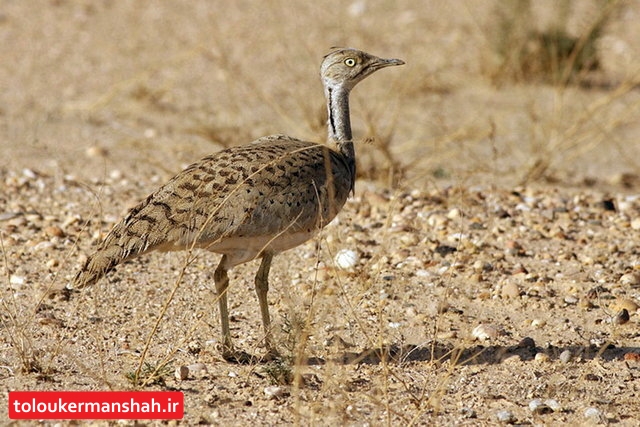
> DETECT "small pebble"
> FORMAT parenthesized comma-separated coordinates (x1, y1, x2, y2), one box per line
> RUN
(335, 249, 359, 270)
(427, 214, 447, 228)
(531, 318, 546, 328)
(473, 260, 493, 272)
(584, 407, 605, 423)
(187, 340, 202, 355)
(620, 271, 640, 286)
(24, 212, 42, 224)
(175, 365, 189, 381)
(529, 398, 550, 414)
(22, 168, 37, 179)
(495, 409, 516, 423)
(534, 352, 550, 363)
(620, 272, 640, 286)
(187, 362, 208, 375)
(62, 214, 81, 227)
(512, 263, 527, 274)
(264, 385, 288, 399)
(501, 282, 520, 299)
(44, 225, 65, 238)
(459, 407, 476, 418)
(472, 324, 505, 341)
(564, 295, 579, 305)
(0, 212, 21, 221)
(85, 146, 109, 158)
(8, 216, 27, 227)
(9, 275, 25, 286)
(476, 290, 491, 301)
(505, 240, 524, 256)
(545, 399, 561, 412)
(529, 398, 561, 414)
(613, 308, 630, 325)
(109, 169, 123, 180)
(623, 352, 640, 362)
(33, 241, 55, 251)
(447, 208, 461, 219)
(46, 259, 59, 268)
(400, 233, 420, 246)
(559, 350, 573, 363)
(415, 269, 432, 278)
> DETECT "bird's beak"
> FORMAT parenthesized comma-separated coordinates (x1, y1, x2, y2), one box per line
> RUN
(377, 57, 405, 68)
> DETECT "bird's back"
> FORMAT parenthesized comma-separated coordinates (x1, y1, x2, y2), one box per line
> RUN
(74, 135, 353, 287)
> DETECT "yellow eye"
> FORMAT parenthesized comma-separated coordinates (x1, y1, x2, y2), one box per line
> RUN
(344, 58, 356, 67)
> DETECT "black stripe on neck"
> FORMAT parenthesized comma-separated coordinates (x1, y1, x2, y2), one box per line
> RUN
(328, 87, 337, 137)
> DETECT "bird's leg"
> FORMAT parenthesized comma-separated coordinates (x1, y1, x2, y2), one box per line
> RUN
(214, 255, 234, 357)
(255, 253, 277, 358)
(214, 255, 255, 364)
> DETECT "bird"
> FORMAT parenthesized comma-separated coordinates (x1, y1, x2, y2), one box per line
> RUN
(73, 48, 404, 362)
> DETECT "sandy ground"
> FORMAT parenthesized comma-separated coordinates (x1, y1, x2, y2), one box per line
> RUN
(3, 1, 640, 425)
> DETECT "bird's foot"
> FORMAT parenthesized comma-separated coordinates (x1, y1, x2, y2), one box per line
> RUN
(222, 348, 257, 364)
(260, 347, 282, 362)
(221, 346, 281, 364)
(47, 286, 77, 302)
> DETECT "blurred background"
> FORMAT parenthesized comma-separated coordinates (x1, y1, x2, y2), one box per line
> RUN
(2, 0, 640, 191)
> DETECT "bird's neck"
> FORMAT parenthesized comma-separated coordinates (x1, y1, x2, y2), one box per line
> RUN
(325, 84, 356, 191)
(325, 85, 355, 158)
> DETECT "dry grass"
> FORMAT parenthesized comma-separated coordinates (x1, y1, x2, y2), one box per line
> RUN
(489, 0, 619, 86)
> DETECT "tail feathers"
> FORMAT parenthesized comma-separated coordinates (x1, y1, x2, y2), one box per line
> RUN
(73, 243, 128, 288)
(73, 179, 218, 288)
(73, 219, 159, 288)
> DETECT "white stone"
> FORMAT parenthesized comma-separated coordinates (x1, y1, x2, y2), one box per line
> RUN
(335, 249, 359, 270)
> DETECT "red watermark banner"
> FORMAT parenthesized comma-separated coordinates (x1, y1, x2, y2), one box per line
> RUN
(8, 391, 184, 420)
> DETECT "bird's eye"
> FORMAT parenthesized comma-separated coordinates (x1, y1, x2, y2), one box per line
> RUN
(344, 58, 356, 67)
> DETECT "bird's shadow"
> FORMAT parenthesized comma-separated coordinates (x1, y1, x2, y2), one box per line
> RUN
(301, 341, 640, 366)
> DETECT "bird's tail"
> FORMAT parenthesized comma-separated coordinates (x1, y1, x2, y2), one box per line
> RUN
(73, 195, 167, 288)
(73, 241, 128, 288)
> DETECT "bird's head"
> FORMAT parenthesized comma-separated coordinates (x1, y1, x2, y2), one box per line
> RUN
(320, 48, 404, 91)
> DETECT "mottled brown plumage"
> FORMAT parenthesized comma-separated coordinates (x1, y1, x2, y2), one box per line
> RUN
(74, 48, 403, 361)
